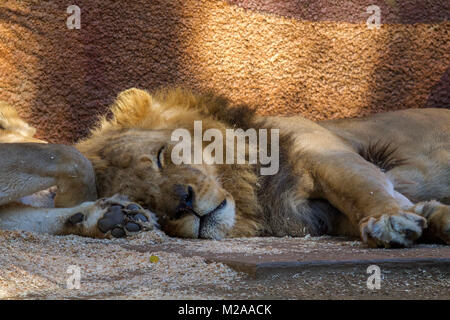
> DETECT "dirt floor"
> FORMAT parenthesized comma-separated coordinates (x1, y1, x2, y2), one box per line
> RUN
(0, 229, 448, 299)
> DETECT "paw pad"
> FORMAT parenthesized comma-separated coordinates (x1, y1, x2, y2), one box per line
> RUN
(67, 197, 154, 239)
(97, 201, 152, 238)
(68, 212, 84, 224)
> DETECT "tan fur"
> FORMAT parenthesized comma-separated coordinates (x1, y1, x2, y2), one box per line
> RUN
(76, 88, 449, 247)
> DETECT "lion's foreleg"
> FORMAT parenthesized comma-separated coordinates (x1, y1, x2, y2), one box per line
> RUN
(0, 202, 95, 235)
(312, 152, 426, 248)
(0, 196, 157, 238)
(0, 143, 97, 207)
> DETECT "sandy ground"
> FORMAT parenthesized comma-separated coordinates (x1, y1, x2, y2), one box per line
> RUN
(0, 229, 448, 299)
(0, 229, 243, 299)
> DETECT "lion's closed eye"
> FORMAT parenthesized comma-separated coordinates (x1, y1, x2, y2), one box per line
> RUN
(156, 145, 165, 169)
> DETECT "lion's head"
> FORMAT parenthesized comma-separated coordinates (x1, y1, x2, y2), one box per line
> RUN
(77, 88, 262, 239)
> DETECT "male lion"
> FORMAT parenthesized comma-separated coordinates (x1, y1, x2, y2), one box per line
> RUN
(0, 90, 449, 248)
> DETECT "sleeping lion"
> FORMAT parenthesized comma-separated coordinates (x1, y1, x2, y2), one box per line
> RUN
(0, 89, 448, 248)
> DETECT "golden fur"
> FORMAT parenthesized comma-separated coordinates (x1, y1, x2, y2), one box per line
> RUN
(76, 88, 450, 247)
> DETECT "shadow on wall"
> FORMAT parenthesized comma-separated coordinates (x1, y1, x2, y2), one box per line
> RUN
(73, 0, 187, 140)
(1, 0, 187, 143)
(179, 0, 449, 118)
(0, 0, 449, 144)
(227, 0, 450, 23)
(425, 67, 450, 109)
(228, 0, 450, 113)
(367, 1, 450, 113)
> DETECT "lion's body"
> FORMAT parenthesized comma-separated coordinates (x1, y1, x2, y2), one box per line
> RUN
(321, 109, 450, 204)
(76, 89, 450, 246)
(258, 109, 450, 238)
(0, 89, 449, 247)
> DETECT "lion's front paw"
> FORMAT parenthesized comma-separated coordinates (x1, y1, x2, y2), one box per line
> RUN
(360, 212, 426, 248)
(66, 195, 157, 238)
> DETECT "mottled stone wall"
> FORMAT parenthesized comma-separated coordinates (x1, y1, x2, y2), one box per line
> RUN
(0, 0, 448, 143)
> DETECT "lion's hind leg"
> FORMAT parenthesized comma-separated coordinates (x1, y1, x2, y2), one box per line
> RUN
(410, 201, 450, 244)
(0, 143, 97, 207)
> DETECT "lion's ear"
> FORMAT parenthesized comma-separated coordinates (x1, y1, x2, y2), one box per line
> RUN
(110, 88, 154, 127)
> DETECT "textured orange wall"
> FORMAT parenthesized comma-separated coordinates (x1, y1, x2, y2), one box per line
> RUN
(0, 0, 449, 143)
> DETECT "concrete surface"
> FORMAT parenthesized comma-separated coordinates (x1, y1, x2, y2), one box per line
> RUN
(125, 237, 450, 278)
(123, 236, 450, 299)
(1, 229, 449, 299)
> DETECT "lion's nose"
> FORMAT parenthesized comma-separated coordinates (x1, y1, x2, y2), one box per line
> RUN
(184, 185, 195, 209)
(175, 184, 195, 211)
